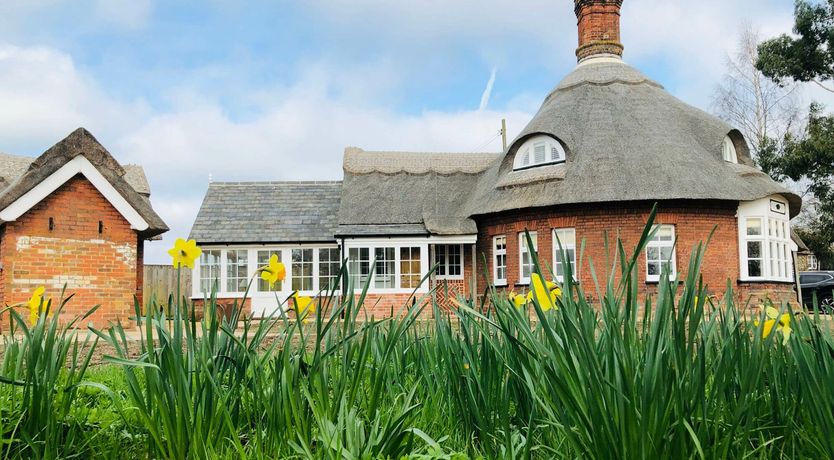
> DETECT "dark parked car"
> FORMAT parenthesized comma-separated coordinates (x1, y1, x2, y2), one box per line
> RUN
(799, 271, 834, 312)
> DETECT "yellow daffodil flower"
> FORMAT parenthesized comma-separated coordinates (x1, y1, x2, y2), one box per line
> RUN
(526, 273, 561, 311)
(27, 286, 46, 325)
(293, 292, 316, 323)
(168, 238, 202, 269)
(754, 306, 792, 345)
(509, 291, 527, 309)
(463, 363, 470, 370)
(259, 254, 286, 287)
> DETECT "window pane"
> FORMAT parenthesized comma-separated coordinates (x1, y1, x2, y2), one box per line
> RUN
(226, 250, 248, 293)
(748, 259, 762, 277)
(534, 142, 546, 163)
(747, 241, 761, 259)
(746, 218, 762, 236)
(647, 262, 660, 276)
(257, 250, 282, 292)
(292, 249, 313, 292)
(434, 245, 446, 276)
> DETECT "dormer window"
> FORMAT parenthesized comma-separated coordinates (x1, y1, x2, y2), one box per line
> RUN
(722, 136, 738, 163)
(513, 135, 566, 171)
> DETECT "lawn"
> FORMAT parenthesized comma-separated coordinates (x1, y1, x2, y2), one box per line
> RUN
(2, 218, 833, 459)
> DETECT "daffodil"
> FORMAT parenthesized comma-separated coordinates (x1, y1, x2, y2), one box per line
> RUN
(293, 292, 316, 323)
(509, 291, 527, 309)
(259, 254, 286, 287)
(27, 286, 46, 325)
(754, 306, 792, 345)
(526, 273, 561, 311)
(168, 238, 202, 269)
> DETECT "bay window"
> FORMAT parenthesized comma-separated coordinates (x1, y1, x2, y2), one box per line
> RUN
(519, 231, 538, 284)
(739, 197, 794, 282)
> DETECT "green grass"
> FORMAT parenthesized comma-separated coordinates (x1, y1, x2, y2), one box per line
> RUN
(1, 211, 834, 459)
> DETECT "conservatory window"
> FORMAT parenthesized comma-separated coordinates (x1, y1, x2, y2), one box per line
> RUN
(199, 250, 221, 293)
(646, 225, 676, 282)
(374, 247, 397, 289)
(348, 247, 371, 289)
(318, 248, 341, 291)
(257, 250, 283, 292)
(400, 247, 422, 289)
(513, 135, 566, 170)
(722, 136, 738, 163)
(292, 248, 314, 292)
(553, 228, 577, 282)
(739, 198, 793, 282)
(519, 231, 538, 284)
(226, 250, 248, 293)
(435, 244, 463, 279)
(493, 236, 507, 285)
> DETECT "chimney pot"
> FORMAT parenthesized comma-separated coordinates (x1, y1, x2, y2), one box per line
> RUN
(574, 0, 624, 62)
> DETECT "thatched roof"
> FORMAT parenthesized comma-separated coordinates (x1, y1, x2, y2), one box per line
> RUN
(467, 58, 801, 218)
(190, 181, 342, 244)
(337, 148, 499, 236)
(0, 128, 167, 237)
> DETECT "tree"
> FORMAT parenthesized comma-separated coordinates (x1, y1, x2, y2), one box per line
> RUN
(756, 0, 834, 269)
(757, 0, 834, 92)
(713, 27, 799, 165)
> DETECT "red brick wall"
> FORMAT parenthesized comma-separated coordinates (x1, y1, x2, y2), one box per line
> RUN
(1, 174, 140, 328)
(575, 0, 624, 59)
(475, 201, 796, 306)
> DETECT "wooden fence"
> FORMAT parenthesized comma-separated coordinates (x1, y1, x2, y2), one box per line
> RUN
(143, 264, 191, 306)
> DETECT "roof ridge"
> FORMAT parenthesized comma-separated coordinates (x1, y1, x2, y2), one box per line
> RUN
(211, 180, 343, 186)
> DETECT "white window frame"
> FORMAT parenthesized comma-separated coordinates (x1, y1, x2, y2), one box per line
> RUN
(722, 135, 738, 163)
(513, 135, 566, 171)
(552, 228, 577, 282)
(645, 225, 677, 283)
(493, 235, 507, 285)
(518, 231, 538, 285)
(225, 249, 249, 293)
(199, 249, 222, 294)
(343, 238, 434, 294)
(434, 244, 464, 280)
(738, 196, 795, 282)
(809, 254, 819, 271)
(192, 244, 340, 299)
(318, 247, 341, 292)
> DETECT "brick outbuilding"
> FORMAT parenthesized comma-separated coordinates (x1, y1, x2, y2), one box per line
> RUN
(0, 128, 168, 328)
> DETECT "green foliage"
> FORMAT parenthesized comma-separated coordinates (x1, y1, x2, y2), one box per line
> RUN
(3, 216, 834, 458)
(756, 0, 834, 84)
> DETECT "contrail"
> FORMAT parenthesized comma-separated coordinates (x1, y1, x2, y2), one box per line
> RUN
(478, 67, 497, 111)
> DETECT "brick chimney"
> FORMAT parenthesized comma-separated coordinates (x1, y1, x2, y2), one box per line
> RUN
(575, 0, 624, 62)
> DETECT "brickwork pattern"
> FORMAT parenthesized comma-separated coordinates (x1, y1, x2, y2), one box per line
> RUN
(475, 201, 796, 306)
(1, 175, 139, 328)
(575, 0, 624, 59)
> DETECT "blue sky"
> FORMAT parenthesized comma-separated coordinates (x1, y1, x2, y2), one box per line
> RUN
(0, 0, 815, 262)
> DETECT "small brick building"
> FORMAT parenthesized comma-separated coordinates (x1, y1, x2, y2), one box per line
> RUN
(190, 0, 802, 317)
(0, 128, 167, 328)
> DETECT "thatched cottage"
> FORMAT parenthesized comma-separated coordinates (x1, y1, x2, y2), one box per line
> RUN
(190, 0, 801, 317)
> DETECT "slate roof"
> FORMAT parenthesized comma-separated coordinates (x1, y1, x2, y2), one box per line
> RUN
(189, 181, 342, 244)
(467, 58, 802, 218)
(337, 148, 499, 236)
(0, 128, 167, 237)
